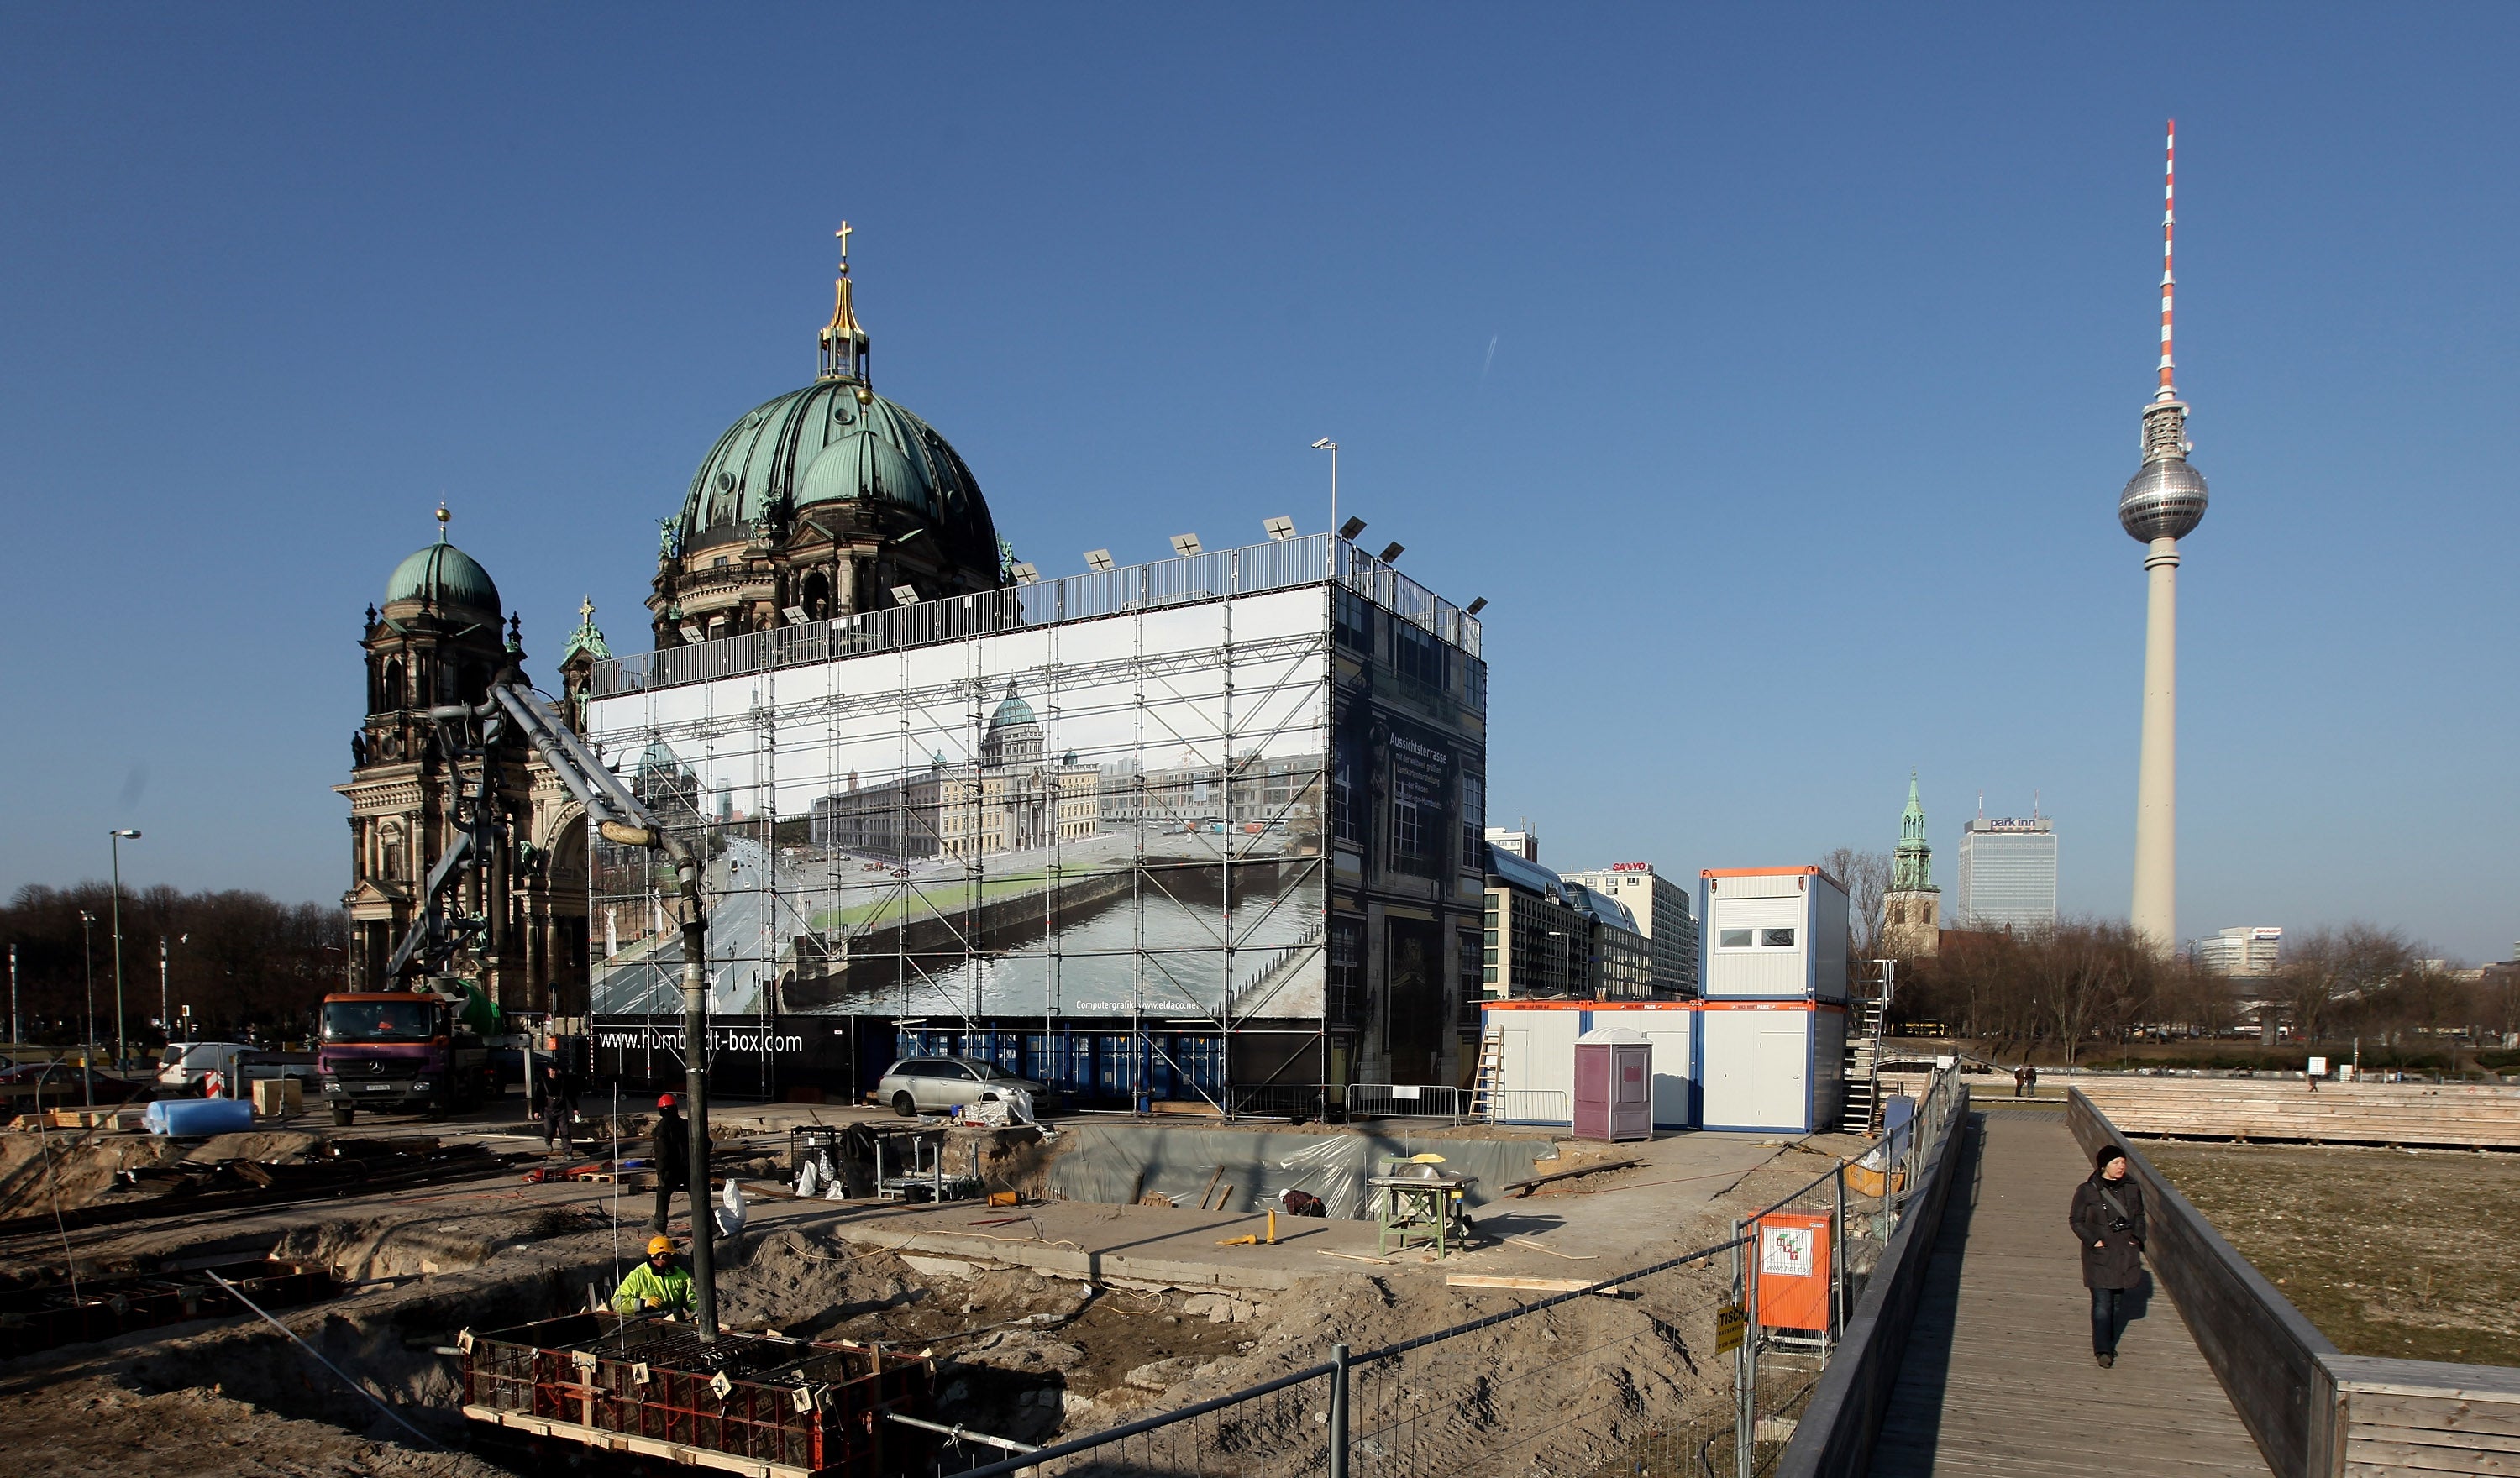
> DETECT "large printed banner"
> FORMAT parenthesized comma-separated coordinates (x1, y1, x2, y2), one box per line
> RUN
(584, 587, 1331, 1025)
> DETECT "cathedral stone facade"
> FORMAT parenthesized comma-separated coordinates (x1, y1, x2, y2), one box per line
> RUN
(339, 513, 606, 1009)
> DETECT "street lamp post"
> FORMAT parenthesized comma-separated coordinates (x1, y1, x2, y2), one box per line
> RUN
(79, 909, 97, 1114)
(1310, 438, 1338, 543)
(109, 829, 141, 1072)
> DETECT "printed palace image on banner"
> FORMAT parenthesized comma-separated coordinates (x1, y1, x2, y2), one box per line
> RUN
(583, 585, 1331, 1027)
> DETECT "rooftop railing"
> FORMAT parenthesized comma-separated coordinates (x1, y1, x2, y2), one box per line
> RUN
(591, 532, 1478, 700)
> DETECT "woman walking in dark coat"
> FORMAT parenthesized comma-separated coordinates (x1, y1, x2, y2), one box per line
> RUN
(2069, 1144, 2148, 1367)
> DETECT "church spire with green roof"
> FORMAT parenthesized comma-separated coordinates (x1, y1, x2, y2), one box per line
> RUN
(1893, 770, 1933, 891)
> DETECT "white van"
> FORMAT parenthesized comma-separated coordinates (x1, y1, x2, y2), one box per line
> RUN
(159, 1041, 257, 1093)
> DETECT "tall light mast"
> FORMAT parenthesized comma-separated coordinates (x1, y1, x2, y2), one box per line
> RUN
(2121, 120, 2208, 949)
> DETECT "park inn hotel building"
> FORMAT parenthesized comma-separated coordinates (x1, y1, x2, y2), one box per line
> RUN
(1954, 815, 2058, 930)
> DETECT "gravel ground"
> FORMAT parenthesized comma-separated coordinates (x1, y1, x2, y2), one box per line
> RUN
(2147, 1141, 2520, 1365)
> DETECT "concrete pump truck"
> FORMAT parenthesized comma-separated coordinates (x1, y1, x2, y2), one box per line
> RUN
(316, 668, 730, 1337)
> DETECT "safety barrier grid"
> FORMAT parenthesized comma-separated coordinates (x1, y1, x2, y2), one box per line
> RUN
(594, 534, 1481, 700)
(1483, 1088, 1572, 1125)
(940, 1082, 1971, 1478)
(1769, 1068, 1972, 1478)
(1342, 1083, 1474, 1119)
(948, 1231, 1757, 1478)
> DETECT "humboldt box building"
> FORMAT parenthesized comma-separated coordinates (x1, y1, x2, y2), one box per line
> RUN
(570, 245, 1488, 1107)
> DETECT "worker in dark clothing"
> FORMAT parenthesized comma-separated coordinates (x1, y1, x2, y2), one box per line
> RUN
(650, 1093, 691, 1232)
(2069, 1144, 2148, 1367)
(539, 1062, 582, 1152)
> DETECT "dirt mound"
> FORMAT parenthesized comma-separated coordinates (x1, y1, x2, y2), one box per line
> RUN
(0, 1373, 509, 1477)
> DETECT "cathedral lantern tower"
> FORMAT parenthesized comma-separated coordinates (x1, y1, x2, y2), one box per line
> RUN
(1883, 771, 1941, 957)
(648, 225, 1007, 649)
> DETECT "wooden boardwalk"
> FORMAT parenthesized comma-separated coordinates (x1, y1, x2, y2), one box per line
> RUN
(1868, 1111, 2270, 1476)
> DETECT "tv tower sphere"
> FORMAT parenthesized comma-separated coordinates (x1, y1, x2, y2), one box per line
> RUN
(2118, 441, 2208, 542)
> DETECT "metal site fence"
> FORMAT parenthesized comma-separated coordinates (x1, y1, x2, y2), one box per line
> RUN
(937, 1068, 1971, 1478)
(593, 533, 1481, 700)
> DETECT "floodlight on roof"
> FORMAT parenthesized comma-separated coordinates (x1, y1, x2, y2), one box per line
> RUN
(1311, 437, 1336, 452)
(1337, 516, 1368, 541)
(1008, 562, 1039, 584)
(1171, 533, 1203, 558)
(1084, 549, 1115, 572)
(1378, 542, 1405, 564)
(780, 605, 809, 624)
(1464, 596, 1488, 616)
(1263, 516, 1296, 541)
(677, 624, 706, 645)
(890, 585, 922, 605)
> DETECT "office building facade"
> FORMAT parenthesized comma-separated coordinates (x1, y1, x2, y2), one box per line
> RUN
(1483, 846, 1652, 1001)
(1563, 863, 1701, 997)
(2195, 925, 2282, 978)
(1954, 816, 2057, 931)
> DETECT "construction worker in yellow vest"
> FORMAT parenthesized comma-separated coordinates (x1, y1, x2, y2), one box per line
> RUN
(612, 1235, 695, 1315)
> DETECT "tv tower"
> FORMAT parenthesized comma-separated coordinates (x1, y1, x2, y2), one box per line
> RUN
(2120, 120, 2208, 949)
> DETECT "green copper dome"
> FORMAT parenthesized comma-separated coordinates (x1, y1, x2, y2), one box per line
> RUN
(675, 381, 1000, 572)
(988, 684, 1037, 732)
(384, 542, 501, 616)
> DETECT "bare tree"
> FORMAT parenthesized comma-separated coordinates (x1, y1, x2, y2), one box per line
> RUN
(2029, 920, 2153, 1066)
(2276, 924, 2418, 1043)
(1819, 846, 1892, 967)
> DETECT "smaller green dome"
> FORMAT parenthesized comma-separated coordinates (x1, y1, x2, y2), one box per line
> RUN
(386, 542, 501, 616)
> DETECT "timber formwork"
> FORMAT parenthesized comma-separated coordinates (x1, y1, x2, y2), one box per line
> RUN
(460, 1313, 933, 1478)
(0, 1257, 336, 1359)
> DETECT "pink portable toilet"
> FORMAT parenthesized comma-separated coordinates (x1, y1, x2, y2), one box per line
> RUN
(1572, 1027, 1653, 1141)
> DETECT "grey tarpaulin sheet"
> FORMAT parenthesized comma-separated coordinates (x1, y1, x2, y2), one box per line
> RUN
(1046, 1125, 1546, 1220)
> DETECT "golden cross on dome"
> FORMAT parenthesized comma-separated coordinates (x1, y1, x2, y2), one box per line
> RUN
(579, 595, 595, 624)
(834, 221, 853, 270)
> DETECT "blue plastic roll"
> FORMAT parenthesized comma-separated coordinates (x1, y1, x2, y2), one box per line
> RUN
(144, 1097, 255, 1136)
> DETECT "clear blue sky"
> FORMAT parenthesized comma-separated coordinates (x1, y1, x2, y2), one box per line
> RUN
(3, 7, 2513, 962)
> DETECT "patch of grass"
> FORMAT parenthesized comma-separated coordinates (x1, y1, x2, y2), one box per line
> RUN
(2149, 1142, 2520, 1365)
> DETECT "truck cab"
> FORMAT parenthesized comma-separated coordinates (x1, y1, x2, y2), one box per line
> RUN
(315, 983, 497, 1125)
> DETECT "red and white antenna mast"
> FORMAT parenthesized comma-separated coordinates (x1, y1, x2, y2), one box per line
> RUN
(2156, 119, 2177, 402)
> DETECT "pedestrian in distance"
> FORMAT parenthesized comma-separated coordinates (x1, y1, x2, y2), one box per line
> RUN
(2070, 1144, 2148, 1367)
(650, 1093, 690, 1233)
(2013, 1065, 2029, 1098)
(2024, 1064, 2040, 1096)
(611, 1234, 694, 1315)
(539, 1061, 582, 1152)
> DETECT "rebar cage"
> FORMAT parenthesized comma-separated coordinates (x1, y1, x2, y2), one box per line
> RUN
(461, 1313, 933, 1477)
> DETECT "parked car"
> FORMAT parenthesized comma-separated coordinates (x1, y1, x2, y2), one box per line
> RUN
(874, 1056, 1053, 1117)
(0, 1062, 155, 1108)
(158, 1041, 260, 1093)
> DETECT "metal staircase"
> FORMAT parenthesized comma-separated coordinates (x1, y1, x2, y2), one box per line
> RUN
(1840, 962, 1893, 1135)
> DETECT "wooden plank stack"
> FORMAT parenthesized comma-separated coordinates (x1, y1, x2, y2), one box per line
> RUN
(2079, 1079, 2520, 1150)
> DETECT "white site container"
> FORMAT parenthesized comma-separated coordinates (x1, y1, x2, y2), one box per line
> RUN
(1697, 1002, 1846, 1134)
(1698, 867, 1850, 1003)
(1482, 1000, 1699, 1129)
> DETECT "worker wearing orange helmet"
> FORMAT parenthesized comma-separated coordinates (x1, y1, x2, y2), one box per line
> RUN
(611, 1234, 693, 1316)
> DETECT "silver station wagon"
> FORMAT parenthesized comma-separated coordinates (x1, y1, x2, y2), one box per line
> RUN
(874, 1056, 1053, 1116)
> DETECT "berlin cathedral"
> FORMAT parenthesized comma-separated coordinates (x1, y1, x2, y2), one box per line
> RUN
(339, 230, 1013, 1011)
